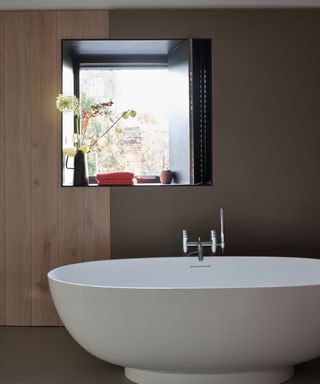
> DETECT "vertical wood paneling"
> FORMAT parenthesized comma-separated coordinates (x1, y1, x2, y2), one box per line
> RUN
(0, 11, 5, 325)
(83, 10, 109, 39)
(5, 12, 32, 325)
(31, 12, 60, 325)
(83, 10, 111, 261)
(57, 12, 85, 268)
(1, 10, 111, 326)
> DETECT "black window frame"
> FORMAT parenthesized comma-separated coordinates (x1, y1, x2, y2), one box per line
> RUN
(61, 38, 212, 187)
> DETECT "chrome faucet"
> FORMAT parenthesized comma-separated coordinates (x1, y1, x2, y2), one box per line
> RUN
(182, 208, 225, 261)
(197, 238, 204, 261)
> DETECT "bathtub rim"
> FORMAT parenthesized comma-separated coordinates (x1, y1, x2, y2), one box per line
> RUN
(47, 256, 320, 291)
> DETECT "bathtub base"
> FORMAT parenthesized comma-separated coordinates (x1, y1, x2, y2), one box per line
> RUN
(125, 366, 294, 384)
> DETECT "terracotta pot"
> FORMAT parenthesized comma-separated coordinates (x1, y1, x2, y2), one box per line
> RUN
(160, 169, 173, 184)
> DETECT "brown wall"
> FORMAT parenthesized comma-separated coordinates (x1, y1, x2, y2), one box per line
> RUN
(0, 10, 111, 326)
(109, 10, 320, 259)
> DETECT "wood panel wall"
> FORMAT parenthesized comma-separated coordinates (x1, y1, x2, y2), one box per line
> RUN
(0, 10, 110, 326)
(0, 12, 5, 325)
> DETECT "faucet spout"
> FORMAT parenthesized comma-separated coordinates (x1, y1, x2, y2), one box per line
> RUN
(197, 237, 204, 261)
(219, 208, 225, 250)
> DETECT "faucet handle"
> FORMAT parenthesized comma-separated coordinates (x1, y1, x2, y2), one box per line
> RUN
(182, 229, 188, 253)
(210, 230, 217, 253)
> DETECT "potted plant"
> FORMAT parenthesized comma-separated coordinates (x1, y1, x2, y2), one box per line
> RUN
(159, 152, 173, 184)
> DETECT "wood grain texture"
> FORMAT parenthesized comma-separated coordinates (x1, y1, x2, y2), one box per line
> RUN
(57, 10, 84, 39)
(83, 10, 109, 39)
(31, 12, 60, 326)
(5, 12, 32, 325)
(0, 11, 111, 325)
(57, 11, 85, 268)
(83, 10, 111, 262)
(0, 12, 5, 325)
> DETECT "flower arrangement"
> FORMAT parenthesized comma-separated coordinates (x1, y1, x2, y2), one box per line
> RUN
(56, 94, 136, 156)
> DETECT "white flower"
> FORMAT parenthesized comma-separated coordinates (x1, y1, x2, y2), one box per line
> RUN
(56, 94, 79, 115)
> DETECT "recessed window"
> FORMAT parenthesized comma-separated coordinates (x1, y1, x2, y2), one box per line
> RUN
(61, 39, 212, 186)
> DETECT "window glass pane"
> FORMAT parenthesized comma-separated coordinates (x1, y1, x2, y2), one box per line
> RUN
(80, 67, 170, 177)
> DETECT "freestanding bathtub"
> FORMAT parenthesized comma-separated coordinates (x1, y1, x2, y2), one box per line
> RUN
(48, 257, 320, 384)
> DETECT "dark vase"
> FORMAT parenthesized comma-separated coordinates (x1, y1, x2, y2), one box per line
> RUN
(73, 150, 89, 186)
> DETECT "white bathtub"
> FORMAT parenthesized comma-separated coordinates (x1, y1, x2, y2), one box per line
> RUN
(48, 257, 320, 384)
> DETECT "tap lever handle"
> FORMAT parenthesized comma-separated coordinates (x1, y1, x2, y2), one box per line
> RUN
(182, 229, 188, 253)
(210, 230, 217, 253)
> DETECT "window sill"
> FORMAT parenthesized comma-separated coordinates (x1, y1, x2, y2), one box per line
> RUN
(61, 182, 204, 187)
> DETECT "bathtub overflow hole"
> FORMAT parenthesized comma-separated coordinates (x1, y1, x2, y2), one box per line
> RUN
(190, 265, 211, 268)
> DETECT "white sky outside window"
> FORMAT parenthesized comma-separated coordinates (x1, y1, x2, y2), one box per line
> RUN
(80, 67, 170, 176)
